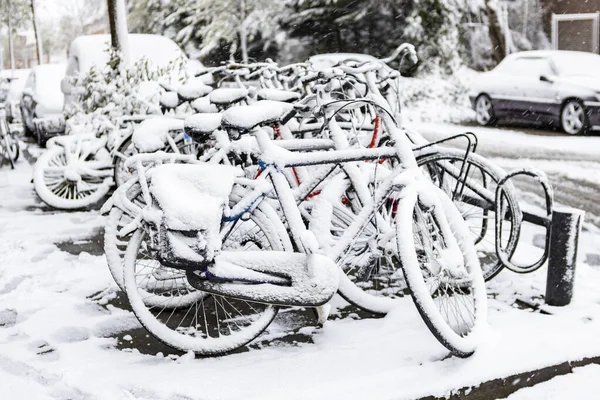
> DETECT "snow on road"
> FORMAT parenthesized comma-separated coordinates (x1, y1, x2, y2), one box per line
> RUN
(414, 122, 600, 162)
(2, 144, 600, 399)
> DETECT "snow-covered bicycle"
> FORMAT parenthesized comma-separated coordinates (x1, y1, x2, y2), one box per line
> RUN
(32, 113, 194, 210)
(121, 90, 487, 357)
(0, 105, 19, 169)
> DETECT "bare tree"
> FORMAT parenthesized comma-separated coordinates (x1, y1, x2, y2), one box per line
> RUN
(107, 0, 129, 62)
(484, 0, 506, 64)
(8, 0, 15, 70)
(30, 0, 43, 64)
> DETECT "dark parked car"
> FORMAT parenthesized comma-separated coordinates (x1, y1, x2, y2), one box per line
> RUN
(469, 50, 600, 135)
(20, 64, 66, 146)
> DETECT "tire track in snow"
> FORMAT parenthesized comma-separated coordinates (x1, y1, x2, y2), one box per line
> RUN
(0, 355, 95, 400)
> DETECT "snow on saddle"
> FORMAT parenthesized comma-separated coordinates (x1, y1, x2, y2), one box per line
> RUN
(221, 100, 295, 132)
(132, 117, 184, 153)
(177, 77, 213, 101)
(191, 96, 218, 113)
(209, 88, 249, 106)
(147, 163, 243, 269)
(257, 89, 301, 102)
(184, 113, 222, 142)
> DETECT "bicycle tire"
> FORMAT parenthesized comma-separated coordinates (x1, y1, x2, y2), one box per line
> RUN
(397, 185, 487, 357)
(113, 135, 136, 188)
(122, 190, 290, 355)
(33, 146, 112, 210)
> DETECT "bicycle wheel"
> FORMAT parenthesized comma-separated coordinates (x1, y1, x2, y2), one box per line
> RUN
(113, 136, 137, 188)
(0, 138, 12, 169)
(0, 120, 17, 168)
(8, 135, 19, 162)
(397, 185, 487, 357)
(105, 182, 145, 292)
(307, 167, 416, 315)
(33, 146, 113, 209)
(106, 183, 206, 310)
(123, 197, 288, 355)
(416, 149, 520, 280)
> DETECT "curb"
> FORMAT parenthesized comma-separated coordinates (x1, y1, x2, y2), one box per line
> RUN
(422, 356, 600, 399)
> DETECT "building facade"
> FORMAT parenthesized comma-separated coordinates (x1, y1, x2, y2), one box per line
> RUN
(542, 0, 600, 53)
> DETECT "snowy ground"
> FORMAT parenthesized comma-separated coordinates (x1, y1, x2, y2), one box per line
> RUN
(2, 131, 600, 399)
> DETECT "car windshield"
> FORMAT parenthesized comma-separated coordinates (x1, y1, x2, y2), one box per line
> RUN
(552, 53, 600, 78)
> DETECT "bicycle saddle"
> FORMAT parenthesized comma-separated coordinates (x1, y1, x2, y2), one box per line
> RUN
(221, 100, 295, 132)
(177, 77, 213, 101)
(184, 113, 222, 142)
(257, 89, 301, 102)
(132, 117, 184, 153)
(160, 91, 181, 109)
(191, 96, 218, 113)
(209, 88, 249, 106)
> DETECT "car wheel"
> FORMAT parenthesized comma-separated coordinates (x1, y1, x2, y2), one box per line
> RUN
(23, 123, 32, 137)
(475, 95, 495, 126)
(35, 125, 47, 147)
(22, 111, 34, 137)
(560, 100, 588, 135)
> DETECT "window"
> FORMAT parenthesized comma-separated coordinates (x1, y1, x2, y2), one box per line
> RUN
(501, 57, 554, 78)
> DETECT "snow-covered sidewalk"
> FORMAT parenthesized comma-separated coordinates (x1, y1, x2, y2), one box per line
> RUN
(2, 153, 600, 399)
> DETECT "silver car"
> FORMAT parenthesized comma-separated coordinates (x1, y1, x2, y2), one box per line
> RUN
(469, 50, 600, 135)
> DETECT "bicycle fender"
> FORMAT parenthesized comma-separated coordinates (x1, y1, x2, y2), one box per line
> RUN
(188, 251, 339, 307)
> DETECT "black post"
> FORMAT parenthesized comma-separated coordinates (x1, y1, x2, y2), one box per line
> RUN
(545, 208, 584, 306)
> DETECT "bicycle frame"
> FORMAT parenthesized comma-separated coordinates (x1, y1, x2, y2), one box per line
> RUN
(224, 124, 415, 258)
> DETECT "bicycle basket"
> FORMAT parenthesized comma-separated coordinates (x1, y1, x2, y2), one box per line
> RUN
(147, 163, 241, 270)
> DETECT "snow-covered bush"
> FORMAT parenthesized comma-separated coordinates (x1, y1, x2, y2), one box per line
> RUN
(65, 48, 185, 137)
(403, 0, 465, 75)
(400, 69, 476, 124)
(462, 0, 550, 70)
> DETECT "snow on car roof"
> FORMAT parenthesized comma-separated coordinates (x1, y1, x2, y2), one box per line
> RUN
(32, 64, 66, 111)
(0, 69, 31, 80)
(504, 49, 598, 60)
(69, 34, 186, 73)
(309, 53, 381, 70)
(499, 50, 600, 77)
(6, 70, 31, 102)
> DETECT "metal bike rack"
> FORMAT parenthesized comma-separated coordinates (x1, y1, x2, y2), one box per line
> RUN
(413, 131, 479, 202)
(495, 168, 553, 273)
(495, 168, 585, 306)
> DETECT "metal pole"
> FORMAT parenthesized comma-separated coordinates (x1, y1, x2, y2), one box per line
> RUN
(545, 208, 584, 306)
(30, 0, 43, 65)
